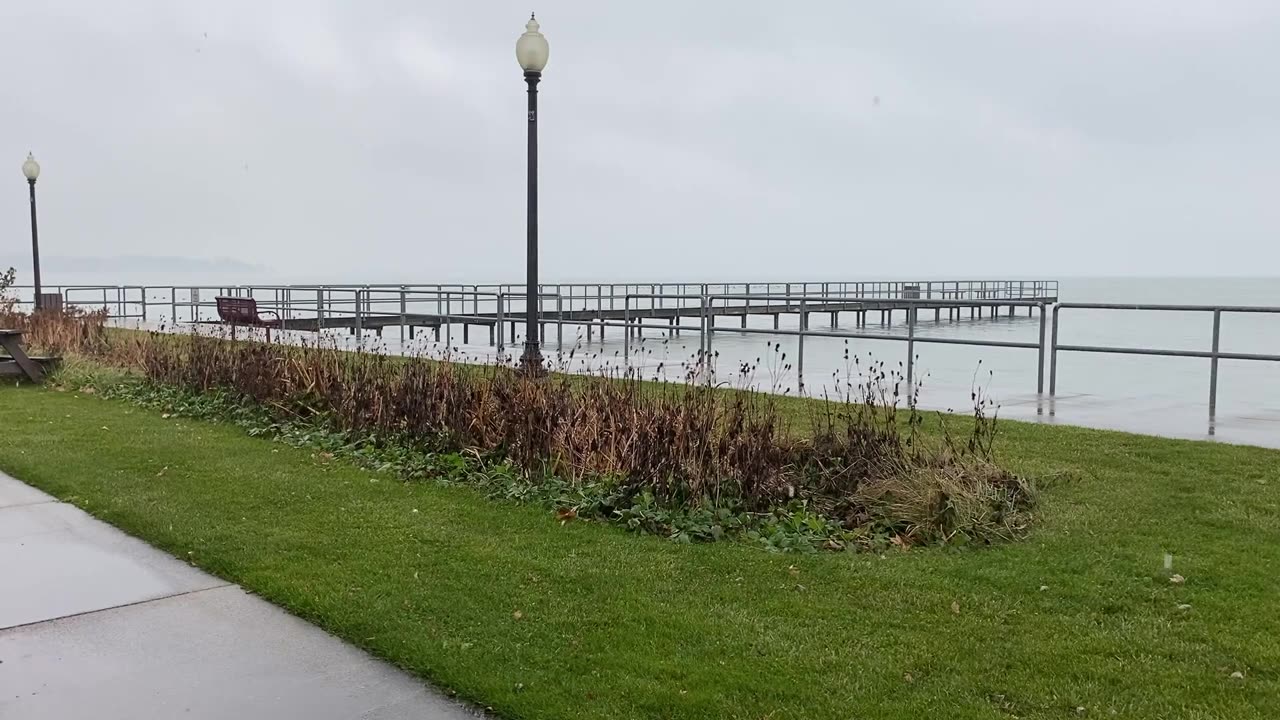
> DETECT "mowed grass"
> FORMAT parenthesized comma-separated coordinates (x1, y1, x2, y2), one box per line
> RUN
(1, 385, 1278, 719)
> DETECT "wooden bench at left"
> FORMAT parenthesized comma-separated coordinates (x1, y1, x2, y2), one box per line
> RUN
(0, 330, 61, 383)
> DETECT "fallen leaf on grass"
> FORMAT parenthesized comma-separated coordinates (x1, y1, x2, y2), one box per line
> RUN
(951, 600, 961, 615)
(513, 610, 524, 620)
(1169, 574, 1186, 585)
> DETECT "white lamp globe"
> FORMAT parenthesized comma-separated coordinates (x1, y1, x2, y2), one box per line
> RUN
(22, 152, 40, 181)
(516, 14, 549, 73)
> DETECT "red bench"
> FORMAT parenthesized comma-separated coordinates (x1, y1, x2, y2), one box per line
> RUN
(215, 296, 282, 341)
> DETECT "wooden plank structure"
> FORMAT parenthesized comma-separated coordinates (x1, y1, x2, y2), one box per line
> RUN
(0, 330, 60, 382)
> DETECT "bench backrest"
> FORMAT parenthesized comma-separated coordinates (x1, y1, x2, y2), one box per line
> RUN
(215, 296, 260, 324)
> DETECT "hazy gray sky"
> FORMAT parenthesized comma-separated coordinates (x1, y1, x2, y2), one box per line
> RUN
(3, 1, 1278, 282)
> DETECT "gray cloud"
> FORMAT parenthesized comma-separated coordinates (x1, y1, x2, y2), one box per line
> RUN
(3, 1, 1278, 283)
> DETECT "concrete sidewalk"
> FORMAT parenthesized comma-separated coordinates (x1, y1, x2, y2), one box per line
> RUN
(0, 471, 481, 719)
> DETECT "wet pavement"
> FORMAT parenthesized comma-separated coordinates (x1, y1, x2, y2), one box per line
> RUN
(0, 472, 481, 720)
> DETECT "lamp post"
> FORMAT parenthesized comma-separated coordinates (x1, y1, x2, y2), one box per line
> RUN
(21, 153, 42, 311)
(516, 14, 549, 373)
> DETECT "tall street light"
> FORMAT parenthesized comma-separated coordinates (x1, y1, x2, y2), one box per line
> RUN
(516, 14, 549, 373)
(21, 153, 42, 311)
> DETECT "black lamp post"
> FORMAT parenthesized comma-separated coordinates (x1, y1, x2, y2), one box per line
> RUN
(21, 153, 42, 311)
(516, 14, 549, 373)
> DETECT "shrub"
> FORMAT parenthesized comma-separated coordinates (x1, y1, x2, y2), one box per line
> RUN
(78, 329, 1033, 550)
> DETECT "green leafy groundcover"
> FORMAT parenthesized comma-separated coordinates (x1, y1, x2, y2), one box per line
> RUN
(102, 379, 930, 553)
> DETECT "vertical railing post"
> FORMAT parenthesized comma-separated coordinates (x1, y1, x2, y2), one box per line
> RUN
(354, 289, 364, 336)
(797, 298, 807, 394)
(1049, 304, 1061, 396)
(704, 289, 714, 359)
(699, 292, 708, 355)
(906, 301, 916, 393)
(1209, 309, 1222, 418)
(1037, 303, 1047, 394)
(496, 293, 505, 358)
(623, 294, 634, 363)
(399, 286, 407, 343)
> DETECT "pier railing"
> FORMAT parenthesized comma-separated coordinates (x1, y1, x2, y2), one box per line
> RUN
(4, 279, 1059, 321)
(617, 293, 1051, 395)
(1050, 303, 1280, 418)
(11, 279, 1280, 420)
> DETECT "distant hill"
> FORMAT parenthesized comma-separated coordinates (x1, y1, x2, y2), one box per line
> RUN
(0, 255, 264, 274)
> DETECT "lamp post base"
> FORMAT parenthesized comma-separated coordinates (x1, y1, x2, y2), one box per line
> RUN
(519, 342, 545, 376)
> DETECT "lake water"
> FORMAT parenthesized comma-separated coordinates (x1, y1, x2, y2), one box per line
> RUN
(20, 275, 1280, 448)
(522, 277, 1280, 448)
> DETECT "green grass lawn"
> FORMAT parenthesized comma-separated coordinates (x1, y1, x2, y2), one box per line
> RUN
(1, 384, 1278, 719)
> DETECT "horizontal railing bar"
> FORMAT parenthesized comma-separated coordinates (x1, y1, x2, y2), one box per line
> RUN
(1054, 344, 1280, 362)
(1056, 303, 1280, 314)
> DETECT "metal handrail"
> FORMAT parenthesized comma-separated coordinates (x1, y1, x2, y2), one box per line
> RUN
(1050, 303, 1280, 417)
(619, 292, 1050, 394)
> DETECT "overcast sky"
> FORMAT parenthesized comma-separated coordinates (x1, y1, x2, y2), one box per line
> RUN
(2, 1, 1278, 283)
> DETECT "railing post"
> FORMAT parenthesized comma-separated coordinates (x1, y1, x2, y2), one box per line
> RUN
(399, 286, 407, 343)
(906, 301, 915, 393)
(496, 293, 505, 357)
(354, 289, 363, 336)
(699, 292, 707, 355)
(1037, 303, 1047, 394)
(1209, 309, 1221, 418)
(556, 291, 564, 353)
(704, 290, 714, 358)
(1049, 304, 1061, 396)
(623, 294, 631, 362)
(797, 298, 807, 394)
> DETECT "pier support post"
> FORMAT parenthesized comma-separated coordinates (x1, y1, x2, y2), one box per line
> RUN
(463, 324, 470, 344)
(740, 314, 747, 329)
(773, 314, 779, 329)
